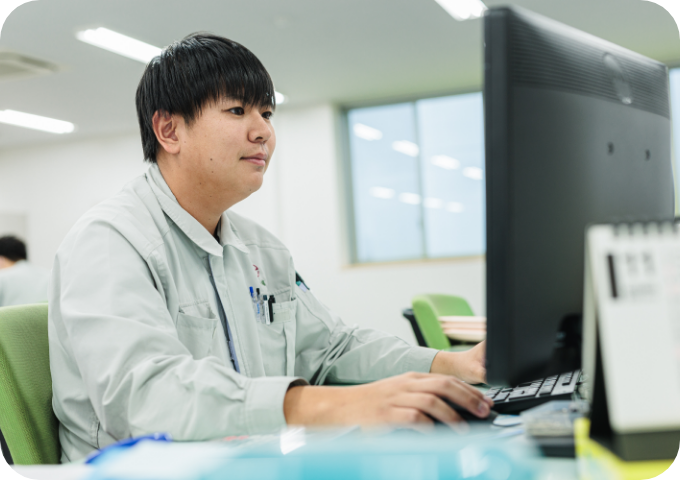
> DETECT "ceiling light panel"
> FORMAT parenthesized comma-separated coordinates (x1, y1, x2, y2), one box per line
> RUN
(399, 192, 421, 205)
(76, 29, 288, 104)
(447, 202, 464, 213)
(463, 166, 484, 180)
(76, 27, 161, 63)
(392, 140, 419, 157)
(353, 123, 383, 141)
(275, 91, 287, 104)
(369, 186, 395, 199)
(430, 154, 460, 170)
(0, 109, 74, 134)
(434, 0, 487, 21)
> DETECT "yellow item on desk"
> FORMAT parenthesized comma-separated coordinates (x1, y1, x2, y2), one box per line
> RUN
(575, 418, 673, 480)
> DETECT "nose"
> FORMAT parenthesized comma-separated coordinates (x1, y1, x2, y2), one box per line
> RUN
(248, 111, 273, 145)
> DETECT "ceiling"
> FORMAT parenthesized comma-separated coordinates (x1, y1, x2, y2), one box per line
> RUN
(0, 0, 678, 150)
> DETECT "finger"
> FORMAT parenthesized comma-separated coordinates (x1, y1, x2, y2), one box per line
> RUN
(417, 374, 487, 401)
(393, 394, 470, 435)
(415, 376, 491, 418)
(396, 392, 465, 425)
(392, 408, 435, 434)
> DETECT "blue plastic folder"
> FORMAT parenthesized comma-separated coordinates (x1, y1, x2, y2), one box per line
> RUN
(85, 428, 539, 480)
(85, 433, 172, 465)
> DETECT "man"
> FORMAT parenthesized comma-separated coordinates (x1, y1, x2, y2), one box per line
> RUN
(49, 33, 492, 462)
(0, 235, 49, 307)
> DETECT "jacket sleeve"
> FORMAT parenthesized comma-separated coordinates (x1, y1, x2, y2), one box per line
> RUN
(53, 219, 303, 442)
(291, 267, 439, 385)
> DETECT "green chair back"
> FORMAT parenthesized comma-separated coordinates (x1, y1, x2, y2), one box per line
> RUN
(411, 294, 475, 350)
(0, 304, 60, 464)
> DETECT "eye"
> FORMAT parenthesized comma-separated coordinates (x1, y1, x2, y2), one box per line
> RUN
(228, 107, 244, 115)
(262, 111, 273, 120)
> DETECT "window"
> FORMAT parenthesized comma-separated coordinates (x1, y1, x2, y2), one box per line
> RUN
(346, 92, 485, 263)
(347, 74, 680, 264)
(670, 68, 680, 198)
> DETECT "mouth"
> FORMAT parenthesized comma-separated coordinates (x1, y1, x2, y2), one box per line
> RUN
(241, 153, 267, 167)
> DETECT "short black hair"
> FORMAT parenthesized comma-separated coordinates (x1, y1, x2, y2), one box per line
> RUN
(135, 32, 276, 163)
(0, 236, 26, 261)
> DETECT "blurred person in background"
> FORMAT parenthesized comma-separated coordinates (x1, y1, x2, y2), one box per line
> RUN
(0, 235, 49, 307)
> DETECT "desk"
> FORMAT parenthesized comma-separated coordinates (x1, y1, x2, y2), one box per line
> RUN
(439, 316, 486, 344)
(12, 463, 92, 480)
(12, 459, 579, 480)
(10, 433, 579, 480)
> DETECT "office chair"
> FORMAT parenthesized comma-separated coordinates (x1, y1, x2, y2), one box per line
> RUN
(0, 304, 60, 464)
(407, 294, 475, 350)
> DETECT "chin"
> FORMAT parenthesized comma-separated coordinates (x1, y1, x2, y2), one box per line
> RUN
(245, 176, 264, 194)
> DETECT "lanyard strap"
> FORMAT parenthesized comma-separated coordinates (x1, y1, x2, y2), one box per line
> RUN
(209, 264, 240, 373)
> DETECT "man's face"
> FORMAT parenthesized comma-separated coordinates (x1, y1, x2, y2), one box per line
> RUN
(179, 97, 276, 203)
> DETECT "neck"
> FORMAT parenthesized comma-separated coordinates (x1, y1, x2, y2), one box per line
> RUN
(157, 158, 234, 234)
(0, 257, 17, 270)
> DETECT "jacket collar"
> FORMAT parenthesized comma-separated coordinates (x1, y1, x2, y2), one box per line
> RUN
(146, 164, 249, 256)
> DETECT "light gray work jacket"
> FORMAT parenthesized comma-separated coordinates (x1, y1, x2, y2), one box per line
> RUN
(48, 164, 437, 462)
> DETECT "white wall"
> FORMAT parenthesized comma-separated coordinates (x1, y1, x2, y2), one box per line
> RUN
(0, 212, 26, 239)
(0, 104, 485, 343)
(0, 133, 148, 269)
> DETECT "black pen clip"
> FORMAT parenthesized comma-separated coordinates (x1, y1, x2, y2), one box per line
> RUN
(268, 295, 276, 323)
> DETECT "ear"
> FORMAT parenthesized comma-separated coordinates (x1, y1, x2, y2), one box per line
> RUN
(152, 111, 182, 156)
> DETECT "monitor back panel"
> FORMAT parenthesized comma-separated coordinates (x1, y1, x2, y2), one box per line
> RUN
(484, 6, 674, 386)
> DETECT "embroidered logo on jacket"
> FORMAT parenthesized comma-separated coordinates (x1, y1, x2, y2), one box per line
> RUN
(253, 264, 266, 286)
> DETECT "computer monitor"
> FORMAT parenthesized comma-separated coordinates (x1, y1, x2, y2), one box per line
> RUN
(484, 6, 675, 386)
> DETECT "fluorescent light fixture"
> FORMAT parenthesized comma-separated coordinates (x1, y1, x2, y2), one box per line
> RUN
(463, 166, 484, 180)
(0, 109, 75, 134)
(76, 27, 162, 63)
(369, 186, 395, 199)
(399, 192, 422, 205)
(434, 0, 488, 21)
(431, 154, 460, 170)
(353, 123, 383, 141)
(77, 28, 289, 105)
(424, 198, 443, 209)
(392, 140, 420, 157)
(447, 202, 464, 213)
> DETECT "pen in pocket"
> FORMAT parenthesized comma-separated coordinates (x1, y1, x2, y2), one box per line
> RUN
(263, 294, 270, 324)
(268, 295, 276, 323)
(256, 287, 263, 323)
(250, 286, 259, 320)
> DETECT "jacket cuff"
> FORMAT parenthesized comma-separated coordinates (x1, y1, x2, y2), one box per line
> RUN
(243, 376, 309, 434)
(404, 346, 440, 374)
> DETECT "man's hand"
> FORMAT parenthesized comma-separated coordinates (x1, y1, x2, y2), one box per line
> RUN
(283, 371, 493, 430)
(429, 341, 487, 384)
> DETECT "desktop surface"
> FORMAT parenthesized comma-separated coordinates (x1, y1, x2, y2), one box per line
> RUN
(11, 448, 580, 480)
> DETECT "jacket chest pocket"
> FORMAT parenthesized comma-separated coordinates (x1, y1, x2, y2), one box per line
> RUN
(257, 300, 297, 377)
(175, 312, 219, 360)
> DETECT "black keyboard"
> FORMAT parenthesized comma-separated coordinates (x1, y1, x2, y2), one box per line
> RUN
(485, 370, 582, 414)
